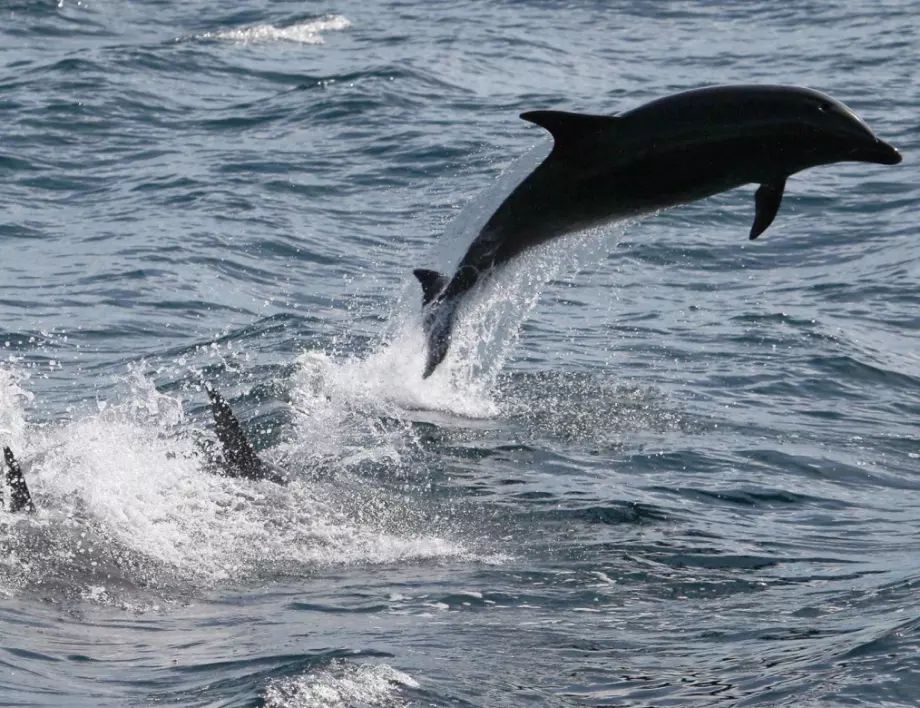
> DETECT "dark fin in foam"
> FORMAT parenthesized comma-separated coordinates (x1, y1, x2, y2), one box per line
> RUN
(750, 177, 787, 240)
(4, 447, 34, 513)
(520, 110, 620, 155)
(206, 386, 285, 485)
(413, 269, 449, 306)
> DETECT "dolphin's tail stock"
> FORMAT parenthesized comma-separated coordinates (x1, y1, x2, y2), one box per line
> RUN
(421, 296, 461, 378)
(205, 386, 286, 485)
(3, 446, 34, 514)
(414, 268, 454, 379)
(414, 266, 481, 378)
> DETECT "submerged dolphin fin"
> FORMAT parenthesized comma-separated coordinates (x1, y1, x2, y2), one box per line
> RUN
(4, 446, 34, 513)
(750, 177, 787, 240)
(206, 386, 285, 484)
(413, 268, 449, 306)
(520, 110, 620, 152)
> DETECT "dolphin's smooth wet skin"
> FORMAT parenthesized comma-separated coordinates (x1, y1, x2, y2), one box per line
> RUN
(415, 84, 903, 379)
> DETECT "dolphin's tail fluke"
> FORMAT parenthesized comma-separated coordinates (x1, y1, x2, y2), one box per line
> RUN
(414, 268, 454, 378)
(416, 265, 482, 379)
(206, 386, 286, 485)
(4, 446, 34, 513)
(413, 268, 449, 306)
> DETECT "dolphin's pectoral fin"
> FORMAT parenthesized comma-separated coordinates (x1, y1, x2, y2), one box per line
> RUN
(750, 177, 787, 240)
(206, 386, 286, 485)
(413, 269, 449, 306)
(520, 110, 620, 153)
(4, 446, 34, 513)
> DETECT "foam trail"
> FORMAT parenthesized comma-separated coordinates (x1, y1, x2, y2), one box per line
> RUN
(35, 412, 465, 581)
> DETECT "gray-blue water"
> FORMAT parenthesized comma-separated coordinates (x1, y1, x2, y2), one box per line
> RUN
(1, 1, 918, 706)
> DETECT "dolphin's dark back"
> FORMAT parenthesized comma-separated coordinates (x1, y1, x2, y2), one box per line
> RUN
(619, 85, 874, 139)
(466, 86, 885, 273)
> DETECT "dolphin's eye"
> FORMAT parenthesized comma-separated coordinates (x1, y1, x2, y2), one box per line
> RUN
(818, 102, 831, 113)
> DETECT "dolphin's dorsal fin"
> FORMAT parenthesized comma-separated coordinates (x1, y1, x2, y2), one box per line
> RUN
(205, 386, 285, 484)
(520, 110, 620, 151)
(750, 177, 787, 240)
(413, 268, 449, 306)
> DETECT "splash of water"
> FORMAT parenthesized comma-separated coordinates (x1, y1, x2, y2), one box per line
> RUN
(436, 223, 629, 388)
(0, 363, 33, 453)
(0, 364, 473, 602)
(287, 218, 631, 435)
(288, 133, 633, 426)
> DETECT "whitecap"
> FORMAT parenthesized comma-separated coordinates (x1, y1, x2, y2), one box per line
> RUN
(202, 15, 351, 45)
(264, 661, 419, 708)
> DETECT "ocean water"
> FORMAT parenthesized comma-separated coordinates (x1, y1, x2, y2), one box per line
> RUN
(0, 0, 917, 706)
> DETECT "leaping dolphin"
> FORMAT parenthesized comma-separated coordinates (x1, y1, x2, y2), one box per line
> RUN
(414, 84, 902, 378)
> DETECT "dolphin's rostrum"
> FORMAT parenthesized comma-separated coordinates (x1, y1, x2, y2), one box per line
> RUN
(415, 84, 902, 378)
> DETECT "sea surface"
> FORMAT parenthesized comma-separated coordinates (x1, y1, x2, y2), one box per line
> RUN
(1, 1, 918, 706)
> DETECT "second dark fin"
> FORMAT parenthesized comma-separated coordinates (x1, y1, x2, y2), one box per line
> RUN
(206, 387, 284, 484)
(413, 268, 449, 306)
(750, 177, 787, 240)
(4, 447, 35, 513)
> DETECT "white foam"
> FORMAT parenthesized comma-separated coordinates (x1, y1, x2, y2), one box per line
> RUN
(286, 339, 498, 467)
(203, 16, 351, 45)
(264, 661, 419, 708)
(0, 363, 33, 454)
(1, 365, 470, 589)
(33, 416, 466, 581)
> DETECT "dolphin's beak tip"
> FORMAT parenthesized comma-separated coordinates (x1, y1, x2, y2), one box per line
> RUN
(875, 140, 902, 165)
